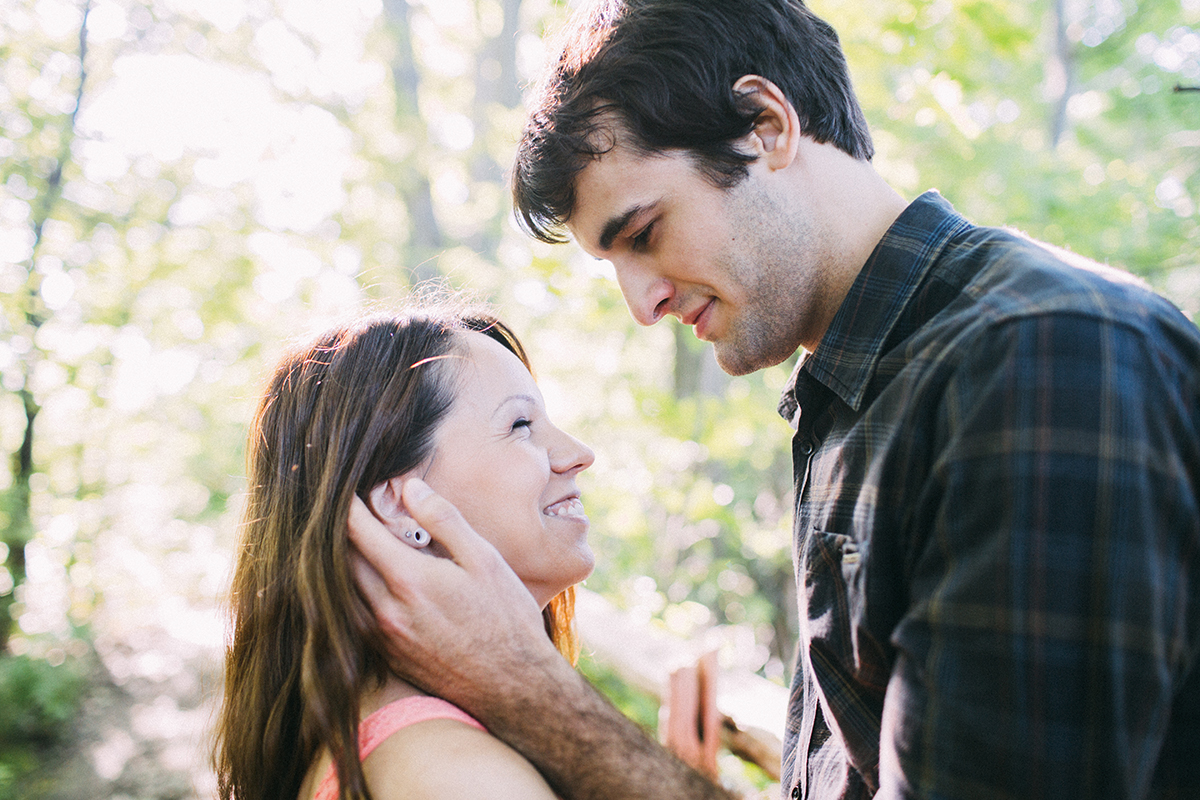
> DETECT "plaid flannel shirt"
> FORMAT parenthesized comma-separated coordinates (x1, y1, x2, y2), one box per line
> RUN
(778, 192, 1200, 799)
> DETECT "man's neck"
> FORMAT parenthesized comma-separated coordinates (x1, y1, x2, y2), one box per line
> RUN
(797, 144, 908, 352)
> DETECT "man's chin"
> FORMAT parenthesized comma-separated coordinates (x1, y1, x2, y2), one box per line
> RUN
(712, 339, 795, 377)
(712, 342, 758, 377)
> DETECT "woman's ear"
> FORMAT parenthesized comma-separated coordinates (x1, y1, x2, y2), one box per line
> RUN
(732, 74, 802, 171)
(367, 476, 408, 531)
(367, 476, 433, 549)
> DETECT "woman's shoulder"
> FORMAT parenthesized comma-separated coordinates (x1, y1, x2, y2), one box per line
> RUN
(363, 711, 558, 800)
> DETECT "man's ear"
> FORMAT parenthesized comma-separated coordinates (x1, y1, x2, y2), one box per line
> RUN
(367, 476, 409, 532)
(732, 74, 801, 171)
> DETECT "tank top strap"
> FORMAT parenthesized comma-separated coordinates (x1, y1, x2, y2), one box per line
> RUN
(314, 696, 486, 800)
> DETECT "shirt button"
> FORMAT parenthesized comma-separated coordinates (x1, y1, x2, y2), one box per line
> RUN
(798, 441, 814, 455)
(791, 787, 801, 798)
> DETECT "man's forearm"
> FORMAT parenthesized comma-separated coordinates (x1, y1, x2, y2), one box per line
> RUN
(476, 651, 735, 800)
(348, 490, 734, 797)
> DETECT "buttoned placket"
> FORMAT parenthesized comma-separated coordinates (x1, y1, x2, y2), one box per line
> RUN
(789, 405, 820, 800)
(786, 373, 842, 800)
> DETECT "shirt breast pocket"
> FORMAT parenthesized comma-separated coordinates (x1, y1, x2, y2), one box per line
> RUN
(800, 529, 886, 788)
(801, 530, 860, 654)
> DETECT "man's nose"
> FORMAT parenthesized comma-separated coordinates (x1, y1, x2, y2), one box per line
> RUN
(613, 258, 674, 326)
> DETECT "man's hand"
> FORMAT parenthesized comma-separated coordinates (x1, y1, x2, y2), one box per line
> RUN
(348, 479, 734, 800)
(663, 651, 721, 780)
(347, 478, 559, 705)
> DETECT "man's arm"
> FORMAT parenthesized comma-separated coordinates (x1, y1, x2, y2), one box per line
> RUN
(879, 312, 1199, 798)
(348, 480, 734, 800)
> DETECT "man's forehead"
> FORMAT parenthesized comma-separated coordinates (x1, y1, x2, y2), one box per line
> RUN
(567, 139, 690, 245)
(565, 146, 647, 252)
(579, 107, 630, 150)
(572, 113, 701, 193)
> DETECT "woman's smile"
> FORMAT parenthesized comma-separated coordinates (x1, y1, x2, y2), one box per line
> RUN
(420, 331, 596, 608)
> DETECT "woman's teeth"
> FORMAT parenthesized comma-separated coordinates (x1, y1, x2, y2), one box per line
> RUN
(544, 498, 585, 517)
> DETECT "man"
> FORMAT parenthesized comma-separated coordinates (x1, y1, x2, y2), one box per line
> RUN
(349, 1, 1200, 797)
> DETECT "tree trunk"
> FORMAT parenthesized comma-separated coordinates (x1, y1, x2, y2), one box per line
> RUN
(1, 0, 89, 653)
(381, 0, 444, 284)
(467, 0, 523, 260)
(1047, 0, 1077, 147)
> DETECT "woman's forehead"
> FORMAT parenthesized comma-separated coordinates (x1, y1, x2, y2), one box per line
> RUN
(451, 330, 537, 400)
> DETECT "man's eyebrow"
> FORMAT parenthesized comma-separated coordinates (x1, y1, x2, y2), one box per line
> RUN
(598, 203, 651, 251)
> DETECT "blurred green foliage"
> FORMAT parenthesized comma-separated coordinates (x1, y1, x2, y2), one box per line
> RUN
(576, 653, 660, 734)
(0, 653, 85, 800)
(0, 0, 1197, 789)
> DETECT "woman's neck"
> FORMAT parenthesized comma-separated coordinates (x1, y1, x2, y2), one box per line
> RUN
(359, 673, 426, 718)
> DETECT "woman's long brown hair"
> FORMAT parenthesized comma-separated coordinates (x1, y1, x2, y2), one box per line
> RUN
(214, 307, 580, 800)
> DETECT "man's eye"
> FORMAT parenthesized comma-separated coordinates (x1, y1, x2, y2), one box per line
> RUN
(631, 222, 654, 251)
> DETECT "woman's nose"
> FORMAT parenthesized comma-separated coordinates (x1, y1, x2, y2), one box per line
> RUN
(551, 429, 595, 474)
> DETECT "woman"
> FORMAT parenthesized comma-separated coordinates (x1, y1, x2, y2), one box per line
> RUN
(214, 300, 594, 800)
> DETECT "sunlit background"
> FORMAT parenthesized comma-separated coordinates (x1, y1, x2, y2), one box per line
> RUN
(2, 0, 1198, 796)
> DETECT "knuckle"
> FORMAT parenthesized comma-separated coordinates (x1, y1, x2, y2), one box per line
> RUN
(422, 496, 464, 527)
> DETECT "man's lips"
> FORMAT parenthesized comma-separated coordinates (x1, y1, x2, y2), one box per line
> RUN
(684, 299, 716, 340)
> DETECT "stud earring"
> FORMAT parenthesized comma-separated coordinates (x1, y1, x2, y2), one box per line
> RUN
(401, 528, 430, 549)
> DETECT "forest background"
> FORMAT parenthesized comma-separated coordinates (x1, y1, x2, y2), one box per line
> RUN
(1, 0, 1198, 797)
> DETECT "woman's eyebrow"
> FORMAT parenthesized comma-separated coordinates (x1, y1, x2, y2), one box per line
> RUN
(492, 393, 539, 418)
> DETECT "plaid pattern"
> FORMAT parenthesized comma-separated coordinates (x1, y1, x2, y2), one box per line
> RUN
(778, 193, 1200, 800)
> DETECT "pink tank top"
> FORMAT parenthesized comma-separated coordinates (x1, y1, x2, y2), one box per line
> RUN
(314, 695, 486, 800)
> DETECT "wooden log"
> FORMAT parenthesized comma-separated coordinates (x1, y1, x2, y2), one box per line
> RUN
(574, 587, 785, 780)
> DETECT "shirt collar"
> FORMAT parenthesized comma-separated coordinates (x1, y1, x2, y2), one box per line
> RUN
(778, 191, 972, 424)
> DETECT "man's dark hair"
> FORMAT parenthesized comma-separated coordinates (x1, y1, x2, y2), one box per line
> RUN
(511, 0, 874, 243)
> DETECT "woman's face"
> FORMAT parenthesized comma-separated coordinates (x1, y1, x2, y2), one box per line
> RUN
(421, 331, 596, 607)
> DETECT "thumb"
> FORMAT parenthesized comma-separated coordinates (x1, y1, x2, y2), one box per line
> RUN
(401, 478, 502, 570)
(347, 494, 419, 573)
(402, 478, 543, 626)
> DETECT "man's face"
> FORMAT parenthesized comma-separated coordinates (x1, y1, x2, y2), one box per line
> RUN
(566, 143, 833, 375)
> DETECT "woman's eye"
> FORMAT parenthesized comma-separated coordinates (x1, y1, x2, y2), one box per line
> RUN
(512, 418, 532, 431)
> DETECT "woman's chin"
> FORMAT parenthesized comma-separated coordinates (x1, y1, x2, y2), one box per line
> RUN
(571, 546, 596, 585)
(531, 560, 595, 607)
